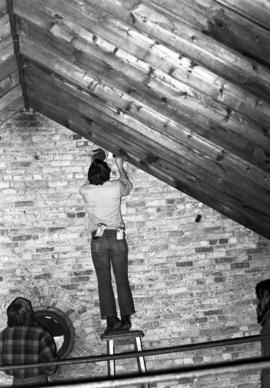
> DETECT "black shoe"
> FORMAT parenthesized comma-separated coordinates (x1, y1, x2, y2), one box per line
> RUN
(104, 316, 121, 334)
(121, 315, 131, 331)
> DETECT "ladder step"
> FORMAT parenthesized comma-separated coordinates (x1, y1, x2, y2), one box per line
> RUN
(100, 329, 144, 341)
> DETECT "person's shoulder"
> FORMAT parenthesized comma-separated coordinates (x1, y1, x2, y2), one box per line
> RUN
(263, 310, 270, 328)
(109, 179, 122, 191)
(27, 324, 48, 337)
(0, 327, 8, 338)
(110, 179, 121, 186)
(1, 326, 15, 336)
(80, 183, 92, 192)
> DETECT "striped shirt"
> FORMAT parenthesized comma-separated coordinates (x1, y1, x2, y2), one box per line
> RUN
(0, 325, 57, 378)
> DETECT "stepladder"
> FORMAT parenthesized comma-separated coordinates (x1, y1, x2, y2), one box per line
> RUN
(100, 329, 150, 388)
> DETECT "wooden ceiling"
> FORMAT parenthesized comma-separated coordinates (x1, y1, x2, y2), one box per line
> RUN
(0, 0, 23, 124)
(1, 0, 270, 239)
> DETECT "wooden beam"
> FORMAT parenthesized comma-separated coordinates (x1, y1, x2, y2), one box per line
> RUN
(7, 0, 29, 109)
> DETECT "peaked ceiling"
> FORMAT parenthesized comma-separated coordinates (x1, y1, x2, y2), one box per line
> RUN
(1, 0, 270, 239)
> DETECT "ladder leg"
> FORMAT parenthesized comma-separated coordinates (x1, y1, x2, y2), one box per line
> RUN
(135, 336, 147, 373)
(107, 339, 115, 377)
(135, 336, 150, 388)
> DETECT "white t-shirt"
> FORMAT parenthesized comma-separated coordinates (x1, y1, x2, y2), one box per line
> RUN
(79, 180, 129, 232)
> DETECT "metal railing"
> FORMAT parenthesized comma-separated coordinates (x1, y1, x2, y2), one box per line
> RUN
(35, 357, 270, 387)
(0, 334, 268, 387)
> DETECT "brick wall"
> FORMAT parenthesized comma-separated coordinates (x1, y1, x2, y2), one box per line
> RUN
(0, 111, 270, 387)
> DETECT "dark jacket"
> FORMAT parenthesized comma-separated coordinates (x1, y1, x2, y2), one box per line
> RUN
(260, 309, 270, 387)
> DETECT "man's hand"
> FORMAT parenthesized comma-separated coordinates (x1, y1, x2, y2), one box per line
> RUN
(114, 156, 124, 168)
(114, 155, 132, 196)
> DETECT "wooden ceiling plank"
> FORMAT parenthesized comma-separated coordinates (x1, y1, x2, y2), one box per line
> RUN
(0, 71, 20, 98)
(17, 1, 270, 106)
(131, 5, 270, 121)
(16, 0, 270, 129)
(62, 10, 270, 133)
(0, 13, 10, 40)
(23, 62, 251, 162)
(0, 38, 13, 65)
(20, 38, 223, 158)
(0, 96, 23, 125)
(17, 30, 267, 171)
(25, 58, 264, 168)
(81, 0, 270, 102)
(0, 84, 22, 111)
(25, 57, 270, 179)
(20, 33, 270, 178)
(215, 0, 270, 31)
(30, 98, 161, 165)
(0, 54, 17, 82)
(18, 24, 270, 159)
(148, 0, 270, 67)
(21, 44, 270, 193)
(0, 0, 6, 15)
(13, 0, 108, 29)
(23, 55, 269, 199)
(29, 98, 270, 239)
(27, 91, 259, 198)
(24, 64, 253, 173)
(26, 77, 226, 168)
(26, 76, 270, 211)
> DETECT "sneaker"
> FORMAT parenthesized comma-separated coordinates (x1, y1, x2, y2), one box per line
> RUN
(104, 316, 121, 334)
(121, 315, 131, 331)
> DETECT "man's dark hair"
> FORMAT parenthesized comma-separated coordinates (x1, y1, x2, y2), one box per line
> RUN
(7, 297, 35, 327)
(88, 159, 111, 185)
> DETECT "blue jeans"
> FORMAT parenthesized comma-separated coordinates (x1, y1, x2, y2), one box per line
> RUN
(91, 229, 135, 319)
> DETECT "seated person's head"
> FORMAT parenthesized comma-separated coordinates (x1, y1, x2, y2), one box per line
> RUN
(256, 279, 270, 323)
(88, 159, 111, 185)
(7, 297, 35, 327)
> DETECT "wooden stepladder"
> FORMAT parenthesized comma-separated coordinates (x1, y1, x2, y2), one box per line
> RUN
(100, 330, 150, 388)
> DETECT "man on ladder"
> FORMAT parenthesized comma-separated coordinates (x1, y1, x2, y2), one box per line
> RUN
(80, 149, 135, 335)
